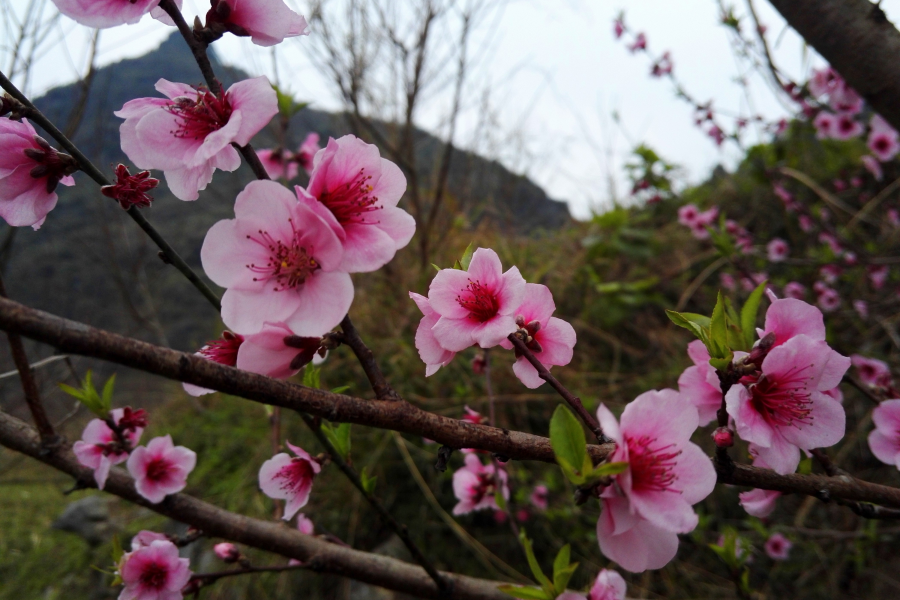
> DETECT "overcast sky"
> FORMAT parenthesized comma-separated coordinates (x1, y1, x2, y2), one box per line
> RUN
(7, 0, 900, 218)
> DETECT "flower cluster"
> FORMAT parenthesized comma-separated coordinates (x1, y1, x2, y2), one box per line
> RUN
(410, 248, 576, 388)
(258, 133, 321, 180)
(117, 531, 192, 600)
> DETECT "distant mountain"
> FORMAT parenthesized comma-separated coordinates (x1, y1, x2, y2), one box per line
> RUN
(1, 33, 570, 357)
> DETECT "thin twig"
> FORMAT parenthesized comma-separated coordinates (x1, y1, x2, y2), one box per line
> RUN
(0, 70, 222, 312)
(157, 0, 271, 182)
(809, 448, 900, 519)
(0, 275, 54, 444)
(506, 332, 609, 444)
(191, 563, 308, 587)
(299, 412, 451, 593)
(0, 353, 67, 380)
(340, 315, 401, 401)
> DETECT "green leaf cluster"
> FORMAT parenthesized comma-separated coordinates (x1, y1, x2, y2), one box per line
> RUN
(498, 531, 579, 599)
(549, 405, 626, 486)
(58, 370, 115, 418)
(321, 422, 351, 461)
(666, 281, 767, 370)
(272, 84, 308, 119)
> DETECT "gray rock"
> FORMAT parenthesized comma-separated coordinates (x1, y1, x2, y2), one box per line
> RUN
(52, 495, 115, 546)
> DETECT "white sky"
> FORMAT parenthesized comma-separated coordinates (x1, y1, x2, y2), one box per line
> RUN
(7, 0, 900, 218)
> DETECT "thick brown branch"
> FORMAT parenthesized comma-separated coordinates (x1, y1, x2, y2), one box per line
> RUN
(0, 70, 222, 312)
(506, 333, 608, 443)
(300, 413, 449, 591)
(0, 411, 507, 600)
(157, 0, 271, 182)
(0, 276, 54, 442)
(339, 315, 400, 401)
(768, 0, 900, 132)
(0, 296, 611, 464)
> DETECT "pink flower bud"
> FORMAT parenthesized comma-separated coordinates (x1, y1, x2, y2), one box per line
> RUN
(713, 427, 734, 448)
(214, 542, 239, 562)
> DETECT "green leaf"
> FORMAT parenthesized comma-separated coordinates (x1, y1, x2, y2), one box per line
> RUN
(321, 421, 351, 461)
(740, 280, 768, 350)
(459, 242, 475, 270)
(497, 585, 553, 600)
(360, 466, 377, 494)
(100, 373, 116, 414)
(494, 487, 508, 511)
(330, 385, 351, 394)
(519, 529, 553, 594)
(111, 534, 124, 564)
(551, 545, 578, 593)
(549, 405, 589, 485)
(431, 263, 441, 272)
(302, 365, 321, 389)
(665, 310, 710, 345)
(589, 461, 628, 477)
(710, 292, 728, 356)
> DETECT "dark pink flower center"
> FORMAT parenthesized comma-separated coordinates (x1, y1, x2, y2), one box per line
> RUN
(874, 136, 891, 153)
(246, 222, 320, 291)
(139, 561, 169, 589)
(626, 435, 681, 493)
(319, 169, 382, 225)
(167, 88, 233, 141)
(198, 332, 244, 366)
(838, 118, 856, 133)
(749, 366, 814, 428)
(467, 472, 498, 506)
(145, 457, 172, 483)
(274, 458, 315, 494)
(457, 280, 499, 322)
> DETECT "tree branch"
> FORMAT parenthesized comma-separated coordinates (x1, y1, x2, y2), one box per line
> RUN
(0, 70, 222, 312)
(506, 333, 609, 444)
(767, 0, 900, 132)
(340, 315, 401, 401)
(0, 410, 508, 600)
(300, 412, 450, 592)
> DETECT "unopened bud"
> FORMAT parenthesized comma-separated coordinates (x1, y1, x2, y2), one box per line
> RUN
(471, 353, 486, 375)
(713, 427, 734, 448)
(213, 542, 240, 563)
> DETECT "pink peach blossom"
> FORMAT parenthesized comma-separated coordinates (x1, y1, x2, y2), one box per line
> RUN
(720, 272, 736, 291)
(758, 296, 826, 349)
(130, 530, 170, 550)
(299, 135, 414, 273)
(862, 155, 884, 181)
(73, 408, 145, 490)
(808, 67, 840, 98)
(588, 569, 627, 600)
(816, 286, 841, 313)
(677, 340, 722, 426)
(201, 180, 352, 336)
(461, 406, 485, 425)
(257, 148, 299, 180)
(725, 335, 849, 474)
(296, 133, 321, 175)
(451, 453, 509, 515)
(820, 264, 841, 284)
(127, 435, 197, 504)
(766, 238, 789, 262)
(764, 533, 792, 560)
(868, 126, 900, 162)
(868, 265, 889, 290)
(853, 299, 869, 319)
(116, 77, 277, 201)
(613, 18, 625, 38)
(183, 331, 244, 396)
(409, 292, 456, 376)
(830, 83, 862, 115)
(204, 0, 308, 47)
(871, 114, 896, 134)
(813, 112, 836, 139)
(782, 282, 806, 300)
(738, 449, 781, 517)
(530, 484, 549, 511)
(851, 355, 892, 388)
(868, 399, 900, 468)
(119, 537, 191, 600)
(237, 321, 321, 379)
(627, 32, 646, 52)
(0, 118, 75, 228)
(595, 390, 716, 572)
(51, 0, 180, 28)
(427, 248, 526, 352)
(833, 114, 863, 140)
(677, 204, 699, 226)
(259, 441, 321, 520)
(798, 214, 813, 232)
(498, 283, 576, 389)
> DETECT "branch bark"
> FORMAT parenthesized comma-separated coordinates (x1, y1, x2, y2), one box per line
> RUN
(0, 410, 508, 600)
(768, 0, 900, 132)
